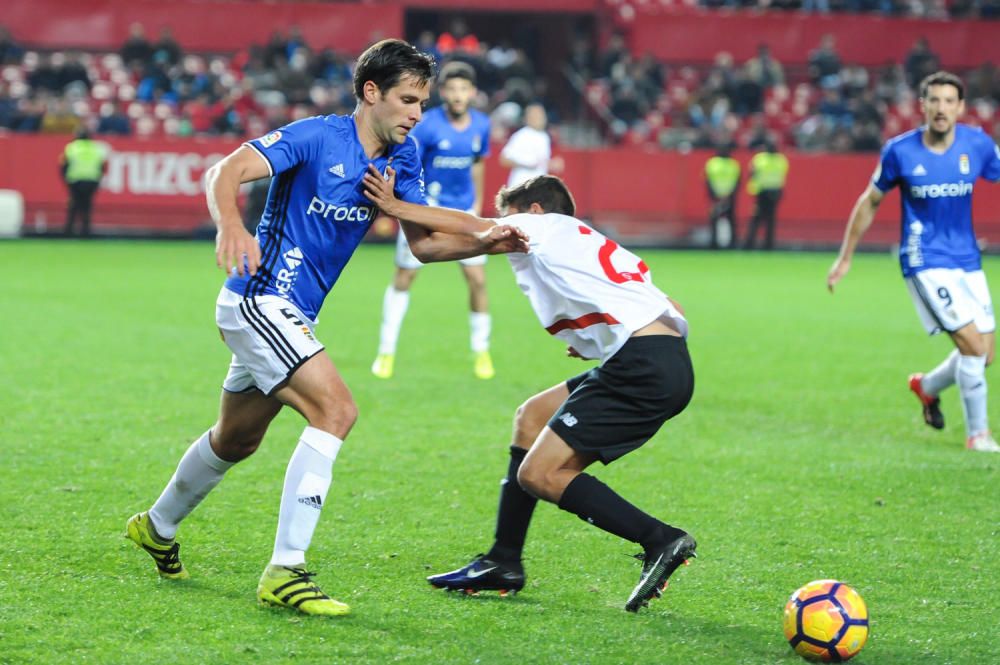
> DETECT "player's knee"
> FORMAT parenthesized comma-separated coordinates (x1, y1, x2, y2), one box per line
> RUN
(516, 461, 556, 500)
(340, 400, 360, 428)
(465, 271, 486, 292)
(329, 399, 359, 429)
(393, 269, 416, 291)
(211, 424, 265, 461)
(312, 396, 358, 435)
(516, 462, 542, 497)
(965, 341, 988, 358)
(512, 399, 546, 446)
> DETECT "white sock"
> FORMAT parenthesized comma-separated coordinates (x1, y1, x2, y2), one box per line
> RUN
(149, 431, 234, 540)
(955, 354, 989, 437)
(922, 349, 960, 396)
(271, 427, 343, 567)
(378, 286, 410, 355)
(470, 312, 491, 353)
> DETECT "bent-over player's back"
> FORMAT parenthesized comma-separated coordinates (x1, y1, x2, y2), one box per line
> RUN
(500, 212, 686, 363)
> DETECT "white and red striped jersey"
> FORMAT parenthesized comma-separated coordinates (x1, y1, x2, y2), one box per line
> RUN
(499, 212, 688, 364)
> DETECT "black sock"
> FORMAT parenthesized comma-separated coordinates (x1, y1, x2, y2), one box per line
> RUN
(557, 473, 685, 551)
(485, 446, 536, 566)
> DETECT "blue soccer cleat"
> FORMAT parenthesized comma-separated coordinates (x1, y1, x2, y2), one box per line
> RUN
(427, 555, 525, 596)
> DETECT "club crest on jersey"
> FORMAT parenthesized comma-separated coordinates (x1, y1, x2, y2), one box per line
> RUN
(959, 154, 970, 175)
(439, 139, 451, 150)
(260, 131, 282, 148)
(472, 136, 481, 152)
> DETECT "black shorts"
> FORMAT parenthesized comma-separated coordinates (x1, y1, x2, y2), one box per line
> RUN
(547, 335, 694, 464)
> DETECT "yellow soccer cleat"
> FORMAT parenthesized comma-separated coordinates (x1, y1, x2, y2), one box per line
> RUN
(124, 512, 190, 579)
(257, 564, 350, 616)
(474, 350, 495, 380)
(371, 353, 394, 379)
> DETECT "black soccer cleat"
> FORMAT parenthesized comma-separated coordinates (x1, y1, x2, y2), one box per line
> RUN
(909, 373, 945, 430)
(625, 533, 697, 613)
(427, 555, 525, 595)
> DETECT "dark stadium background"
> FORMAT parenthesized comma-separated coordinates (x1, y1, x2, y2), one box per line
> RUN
(1, 0, 998, 247)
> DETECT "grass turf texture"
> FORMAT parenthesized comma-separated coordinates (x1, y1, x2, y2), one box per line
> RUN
(1, 240, 997, 665)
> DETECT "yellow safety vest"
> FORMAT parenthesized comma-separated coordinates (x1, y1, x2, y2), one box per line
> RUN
(748, 152, 788, 194)
(64, 139, 106, 183)
(705, 156, 741, 197)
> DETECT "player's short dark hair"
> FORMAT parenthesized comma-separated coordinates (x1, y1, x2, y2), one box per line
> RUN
(353, 39, 436, 100)
(439, 61, 476, 86)
(919, 71, 964, 100)
(495, 175, 576, 217)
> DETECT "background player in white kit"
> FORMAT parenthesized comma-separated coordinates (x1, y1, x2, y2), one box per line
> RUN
(500, 102, 563, 187)
(828, 71, 1000, 453)
(373, 62, 495, 380)
(363, 171, 696, 613)
(123, 39, 528, 618)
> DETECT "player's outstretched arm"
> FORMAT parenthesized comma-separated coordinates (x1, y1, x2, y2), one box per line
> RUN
(363, 165, 528, 262)
(400, 220, 529, 262)
(363, 165, 492, 235)
(828, 185, 883, 293)
(206, 146, 270, 276)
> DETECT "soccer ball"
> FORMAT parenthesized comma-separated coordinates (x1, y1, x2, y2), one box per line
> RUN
(783, 580, 869, 662)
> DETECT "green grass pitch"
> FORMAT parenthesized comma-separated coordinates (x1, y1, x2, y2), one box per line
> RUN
(1, 240, 997, 664)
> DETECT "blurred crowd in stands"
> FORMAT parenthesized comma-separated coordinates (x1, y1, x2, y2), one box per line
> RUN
(579, 31, 1000, 152)
(0, 19, 551, 145)
(693, 0, 1000, 18)
(1, 16, 998, 154)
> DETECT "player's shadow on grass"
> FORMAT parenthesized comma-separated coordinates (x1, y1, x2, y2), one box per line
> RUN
(626, 610, 924, 665)
(632, 612, 798, 663)
(429, 589, 543, 607)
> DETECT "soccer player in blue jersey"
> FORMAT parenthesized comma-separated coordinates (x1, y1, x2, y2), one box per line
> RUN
(828, 71, 1000, 453)
(372, 61, 496, 380)
(124, 39, 528, 616)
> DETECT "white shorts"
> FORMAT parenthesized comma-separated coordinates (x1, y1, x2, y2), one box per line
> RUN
(216, 287, 324, 395)
(905, 268, 995, 335)
(394, 222, 487, 270)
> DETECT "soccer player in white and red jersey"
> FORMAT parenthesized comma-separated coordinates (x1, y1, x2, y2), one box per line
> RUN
(363, 170, 696, 613)
(828, 71, 1000, 453)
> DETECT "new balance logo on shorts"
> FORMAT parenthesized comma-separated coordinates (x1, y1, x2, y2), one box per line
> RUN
(559, 412, 578, 427)
(298, 495, 323, 509)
